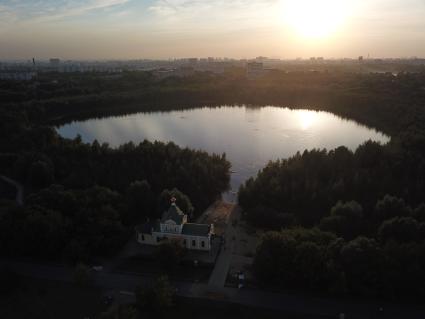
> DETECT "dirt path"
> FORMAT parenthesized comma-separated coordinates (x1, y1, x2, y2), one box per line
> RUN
(196, 200, 234, 236)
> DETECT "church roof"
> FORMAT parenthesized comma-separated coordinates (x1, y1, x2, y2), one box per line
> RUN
(161, 203, 185, 225)
(182, 223, 211, 237)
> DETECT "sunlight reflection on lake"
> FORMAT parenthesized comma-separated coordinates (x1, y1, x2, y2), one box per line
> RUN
(58, 106, 390, 202)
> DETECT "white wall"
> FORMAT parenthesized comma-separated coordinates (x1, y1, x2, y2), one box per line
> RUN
(153, 232, 211, 251)
(137, 230, 211, 251)
(160, 220, 183, 234)
(181, 235, 211, 251)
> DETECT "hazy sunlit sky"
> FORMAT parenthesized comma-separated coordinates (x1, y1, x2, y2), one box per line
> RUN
(1, 0, 425, 59)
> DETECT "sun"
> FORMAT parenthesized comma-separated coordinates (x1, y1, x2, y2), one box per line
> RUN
(282, 0, 349, 39)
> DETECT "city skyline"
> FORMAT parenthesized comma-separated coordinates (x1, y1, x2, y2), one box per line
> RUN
(1, 0, 425, 60)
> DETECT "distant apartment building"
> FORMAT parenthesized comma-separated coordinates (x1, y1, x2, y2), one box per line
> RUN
(199, 62, 227, 74)
(152, 66, 195, 80)
(255, 56, 268, 62)
(177, 66, 195, 77)
(246, 61, 264, 79)
(152, 68, 177, 80)
(49, 58, 61, 67)
(309, 57, 324, 63)
(187, 58, 198, 65)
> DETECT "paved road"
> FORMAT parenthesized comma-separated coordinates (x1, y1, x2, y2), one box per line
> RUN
(207, 205, 240, 288)
(0, 175, 24, 206)
(2, 259, 425, 318)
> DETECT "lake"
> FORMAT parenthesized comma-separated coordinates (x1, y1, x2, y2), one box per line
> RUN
(58, 106, 390, 202)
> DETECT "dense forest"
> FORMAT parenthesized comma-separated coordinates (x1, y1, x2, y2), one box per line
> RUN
(2, 68, 425, 298)
(218, 69, 425, 299)
(0, 74, 232, 261)
(2, 69, 425, 140)
(241, 143, 425, 300)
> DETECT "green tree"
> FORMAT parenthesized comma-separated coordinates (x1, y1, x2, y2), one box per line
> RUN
(319, 201, 363, 239)
(253, 231, 297, 285)
(28, 160, 54, 189)
(136, 275, 175, 313)
(378, 217, 421, 243)
(253, 228, 335, 289)
(100, 305, 138, 319)
(73, 263, 92, 288)
(125, 180, 155, 223)
(158, 188, 194, 217)
(413, 203, 425, 222)
(156, 239, 186, 271)
(340, 237, 383, 296)
(294, 241, 327, 288)
(245, 205, 294, 230)
(374, 195, 411, 222)
(22, 206, 68, 257)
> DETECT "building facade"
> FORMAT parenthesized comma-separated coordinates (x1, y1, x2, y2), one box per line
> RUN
(246, 61, 264, 79)
(135, 199, 214, 251)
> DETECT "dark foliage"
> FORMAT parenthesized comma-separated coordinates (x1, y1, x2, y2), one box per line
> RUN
(136, 275, 175, 313)
(3, 69, 425, 300)
(155, 240, 187, 271)
(0, 185, 127, 262)
(0, 73, 233, 262)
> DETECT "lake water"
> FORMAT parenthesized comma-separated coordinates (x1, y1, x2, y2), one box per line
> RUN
(58, 106, 390, 202)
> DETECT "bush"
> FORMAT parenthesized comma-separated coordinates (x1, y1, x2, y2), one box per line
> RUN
(156, 239, 186, 271)
(136, 275, 175, 313)
(73, 263, 92, 288)
(378, 217, 421, 243)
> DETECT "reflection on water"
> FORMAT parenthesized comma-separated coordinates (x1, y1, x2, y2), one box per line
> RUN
(58, 106, 390, 202)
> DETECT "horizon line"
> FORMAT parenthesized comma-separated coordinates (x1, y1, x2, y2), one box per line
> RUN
(1, 56, 425, 62)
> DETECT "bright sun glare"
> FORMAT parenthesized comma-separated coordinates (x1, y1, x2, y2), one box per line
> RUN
(298, 111, 317, 130)
(283, 0, 349, 39)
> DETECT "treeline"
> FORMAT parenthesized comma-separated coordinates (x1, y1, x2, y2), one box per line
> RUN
(0, 186, 127, 261)
(240, 142, 425, 299)
(0, 184, 199, 262)
(3, 67, 425, 280)
(1, 124, 230, 213)
(254, 225, 425, 300)
(0, 115, 230, 261)
(3, 70, 425, 142)
(239, 141, 425, 227)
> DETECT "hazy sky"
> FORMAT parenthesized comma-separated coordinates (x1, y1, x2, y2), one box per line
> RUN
(1, 0, 425, 59)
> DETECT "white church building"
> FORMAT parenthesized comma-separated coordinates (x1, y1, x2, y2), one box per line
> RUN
(135, 198, 214, 251)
